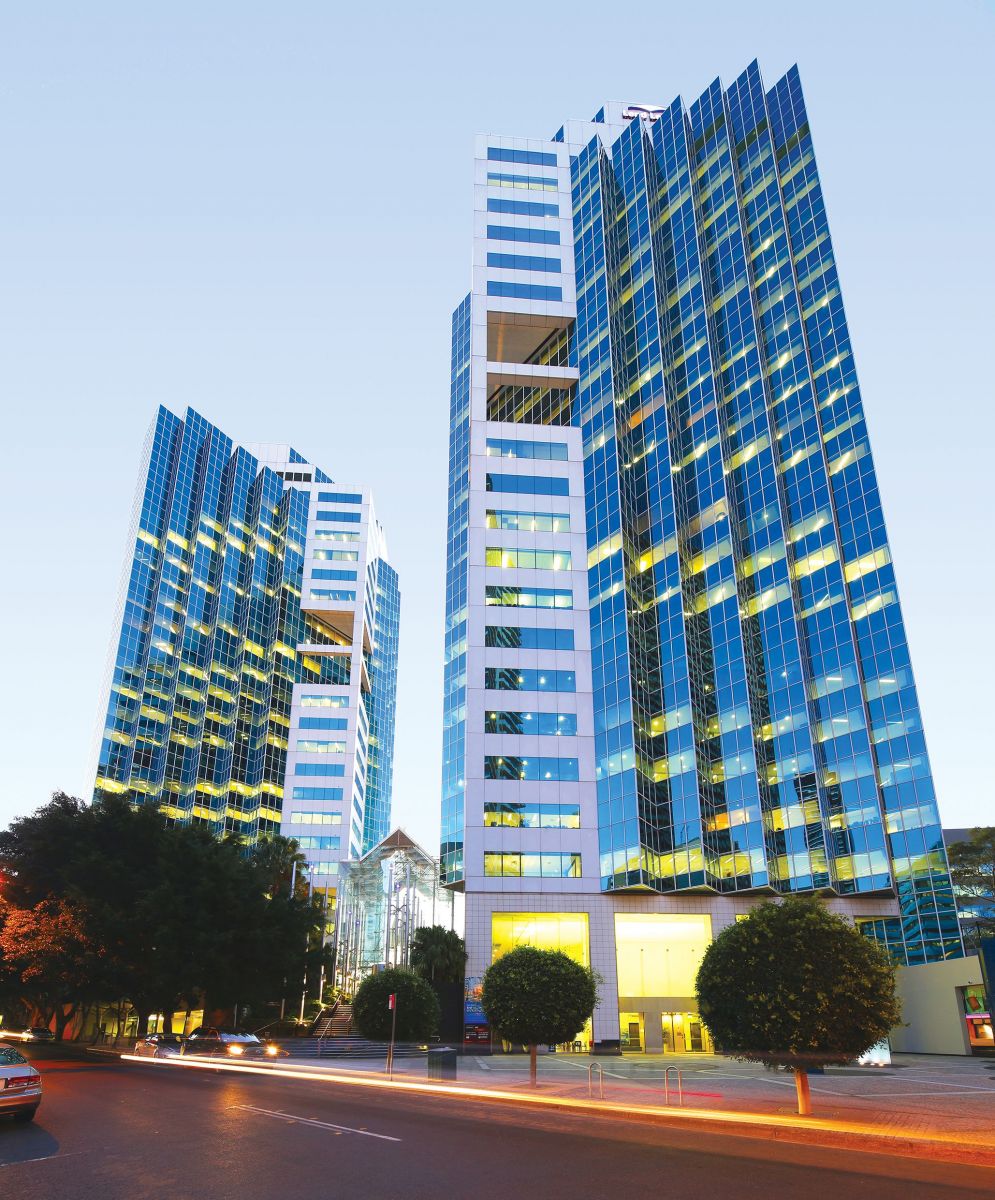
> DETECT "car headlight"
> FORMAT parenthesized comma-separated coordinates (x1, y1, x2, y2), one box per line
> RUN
(227, 1044, 244, 1056)
(265, 1044, 278, 1057)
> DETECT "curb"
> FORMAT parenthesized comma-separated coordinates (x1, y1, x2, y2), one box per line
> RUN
(116, 1053, 995, 1168)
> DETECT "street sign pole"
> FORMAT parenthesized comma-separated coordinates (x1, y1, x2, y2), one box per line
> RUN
(387, 993, 397, 1078)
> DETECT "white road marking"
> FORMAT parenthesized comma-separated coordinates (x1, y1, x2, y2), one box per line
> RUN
(883, 1076, 995, 1092)
(233, 1104, 401, 1142)
(836, 1089, 995, 1099)
(0, 1151, 87, 1169)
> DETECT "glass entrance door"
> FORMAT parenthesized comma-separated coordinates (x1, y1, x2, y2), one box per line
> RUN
(661, 1012, 684, 1053)
(661, 1012, 712, 1054)
(619, 1011, 644, 1051)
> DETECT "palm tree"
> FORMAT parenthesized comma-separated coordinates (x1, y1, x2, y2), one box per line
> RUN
(409, 925, 466, 984)
(250, 835, 309, 900)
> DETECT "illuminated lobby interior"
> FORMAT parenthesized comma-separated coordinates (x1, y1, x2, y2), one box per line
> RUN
(490, 909, 715, 1053)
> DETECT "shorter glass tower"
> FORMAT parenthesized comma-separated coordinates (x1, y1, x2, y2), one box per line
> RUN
(93, 405, 399, 901)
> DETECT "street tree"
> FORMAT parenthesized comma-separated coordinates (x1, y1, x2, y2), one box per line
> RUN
(0, 897, 104, 1038)
(695, 897, 901, 1115)
(481, 946, 598, 1085)
(0, 793, 322, 1036)
(409, 925, 466, 984)
(946, 828, 995, 952)
(352, 967, 440, 1042)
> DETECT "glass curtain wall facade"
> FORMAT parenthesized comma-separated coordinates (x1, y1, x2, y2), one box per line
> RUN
(94, 405, 399, 900)
(442, 59, 961, 1021)
(362, 559, 400, 852)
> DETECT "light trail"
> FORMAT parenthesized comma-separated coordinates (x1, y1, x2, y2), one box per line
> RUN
(117, 1053, 981, 1151)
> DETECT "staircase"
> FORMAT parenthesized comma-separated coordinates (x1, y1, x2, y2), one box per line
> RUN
(276, 999, 431, 1058)
(310, 1001, 352, 1039)
(327, 1003, 353, 1038)
(272, 1036, 430, 1060)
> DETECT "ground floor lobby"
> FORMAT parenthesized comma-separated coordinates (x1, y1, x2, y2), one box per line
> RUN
(463, 889, 908, 1055)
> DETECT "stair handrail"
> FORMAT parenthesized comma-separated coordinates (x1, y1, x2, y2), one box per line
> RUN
(315, 997, 343, 1057)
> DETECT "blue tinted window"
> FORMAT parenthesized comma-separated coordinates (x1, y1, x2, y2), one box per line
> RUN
(485, 755, 579, 781)
(485, 625, 574, 650)
(309, 589, 356, 602)
(485, 586, 572, 609)
(298, 717, 348, 730)
(291, 786, 343, 801)
(294, 763, 346, 777)
(311, 568, 358, 581)
(485, 473, 570, 496)
(316, 510, 361, 523)
(487, 252, 561, 273)
(486, 438, 568, 461)
(487, 198, 558, 218)
(485, 710, 578, 735)
(487, 147, 558, 167)
(487, 225, 560, 245)
(487, 282, 563, 302)
(487, 172, 557, 191)
(485, 667, 576, 692)
(317, 491, 362, 504)
(484, 801, 580, 828)
(295, 835, 341, 850)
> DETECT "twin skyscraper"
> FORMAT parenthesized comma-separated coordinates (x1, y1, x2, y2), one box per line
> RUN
(94, 61, 964, 1053)
(93, 407, 399, 900)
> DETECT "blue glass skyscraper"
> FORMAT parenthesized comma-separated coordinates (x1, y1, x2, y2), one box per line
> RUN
(94, 405, 399, 901)
(442, 63, 962, 1053)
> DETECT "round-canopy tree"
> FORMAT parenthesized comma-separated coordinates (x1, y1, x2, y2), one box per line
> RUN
(481, 946, 598, 1084)
(352, 967, 440, 1043)
(695, 897, 901, 1114)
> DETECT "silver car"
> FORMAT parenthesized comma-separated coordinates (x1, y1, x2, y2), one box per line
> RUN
(0, 1027, 55, 1044)
(133, 1033, 184, 1058)
(0, 1045, 42, 1122)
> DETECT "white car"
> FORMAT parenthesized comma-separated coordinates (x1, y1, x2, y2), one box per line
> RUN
(0, 1045, 42, 1123)
(133, 1033, 185, 1058)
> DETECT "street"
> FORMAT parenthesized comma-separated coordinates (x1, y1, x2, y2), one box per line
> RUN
(1, 1047, 993, 1199)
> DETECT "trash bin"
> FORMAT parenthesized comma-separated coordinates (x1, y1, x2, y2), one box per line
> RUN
(427, 1048, 458, 1081)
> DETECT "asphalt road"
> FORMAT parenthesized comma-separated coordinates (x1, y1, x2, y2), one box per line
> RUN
(2, 1046, 994, 1199)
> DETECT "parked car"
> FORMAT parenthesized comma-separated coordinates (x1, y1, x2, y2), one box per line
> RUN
(133, 1033, 185, 1059)
(0, 1045, 42, 1123)
(180, 1028, 279, 1059)
(0, 1027, 55, 1044)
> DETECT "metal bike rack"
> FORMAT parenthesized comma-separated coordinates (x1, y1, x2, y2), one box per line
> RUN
(588, 1061, 605, 1100)
(664, 1065, 683, 1106)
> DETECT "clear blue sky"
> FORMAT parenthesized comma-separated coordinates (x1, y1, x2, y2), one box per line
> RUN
(2, 1, 992, 846)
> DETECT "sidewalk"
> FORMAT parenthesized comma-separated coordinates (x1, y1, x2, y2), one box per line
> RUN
(114, 1047, 995, 1168)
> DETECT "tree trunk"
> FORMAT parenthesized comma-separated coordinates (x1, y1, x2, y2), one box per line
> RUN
(794, 1067, 812, 1116)
(90, 1002, 102, 1044)
(54, 1003, 77, 1041)
(529, 1044, 537, 1086)
(136, 1007, 152, 1040)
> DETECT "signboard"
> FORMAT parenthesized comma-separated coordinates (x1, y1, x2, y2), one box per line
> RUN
(464, 976, 486, 1026)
